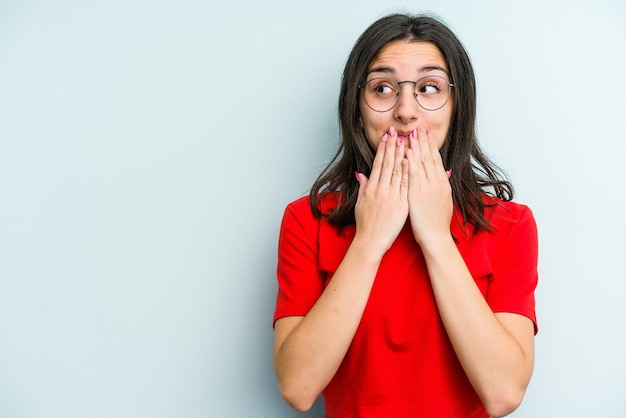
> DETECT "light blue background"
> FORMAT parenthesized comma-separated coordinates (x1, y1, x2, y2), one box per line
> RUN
(1, 1, 625, 417)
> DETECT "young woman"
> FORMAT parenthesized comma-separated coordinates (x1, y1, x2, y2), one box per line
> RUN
(273, 13, 538, 418)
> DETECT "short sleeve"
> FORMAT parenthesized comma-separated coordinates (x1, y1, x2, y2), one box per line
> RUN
(273, 197, 324, 326)
(487, 205, 539, 333)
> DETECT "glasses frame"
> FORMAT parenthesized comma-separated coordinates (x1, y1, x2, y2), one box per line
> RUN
(358, 76, 455, 112)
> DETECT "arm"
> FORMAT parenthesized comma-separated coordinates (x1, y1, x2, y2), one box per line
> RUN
(421, 242, 534, 418)
(273, 243, 384, 412)
(274, 128, 409, 411)
(406, 127, 535, 417)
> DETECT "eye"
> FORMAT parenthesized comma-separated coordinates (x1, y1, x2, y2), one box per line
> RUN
(374, 84, 393, 94)
(368, 79, 397, 96)
(417, 78, 443, 95)
(421, 84, 440, 94)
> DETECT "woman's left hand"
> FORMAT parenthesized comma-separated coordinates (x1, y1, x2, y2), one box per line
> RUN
(406, 126, 453, 248)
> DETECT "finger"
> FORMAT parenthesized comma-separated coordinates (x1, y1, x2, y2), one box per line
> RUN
(408, 128, 422, 164)
(390, 128, 406, 190)
(406, 147, 423, 190)
(425, 132, 448, 181)
(399, 158, 409, 200)
(378, 126, 398, 185)
(355, 171, 367, 201)
(368, 132, 388, 185)
(417, 127, 433, 171)
(408, 129, 426, 183)
(417, 127, 445, 181)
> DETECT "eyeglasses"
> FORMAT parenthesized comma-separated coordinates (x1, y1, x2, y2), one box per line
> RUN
(358, 75, 455, 112)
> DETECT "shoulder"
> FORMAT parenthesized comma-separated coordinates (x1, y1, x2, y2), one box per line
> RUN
(485, 197, 536, 234)
(281, 192, 341, 237)
(454, 196, 536, 240)
(488, 196, 533, 216)
(284, 195, 311, 215)
(482, 197, 538, 261)
(284, 192, 341, 218)
(278, 193, 351, 276)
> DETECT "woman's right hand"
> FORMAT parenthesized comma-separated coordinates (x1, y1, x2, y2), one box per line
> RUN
(354, 127, 409, 255)
(274, 127, 408, 411)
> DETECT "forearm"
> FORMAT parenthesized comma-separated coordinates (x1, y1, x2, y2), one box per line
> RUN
(274, 239, 383, 410)
(275, 130, 410, 411)
(422, 237, 534, 417)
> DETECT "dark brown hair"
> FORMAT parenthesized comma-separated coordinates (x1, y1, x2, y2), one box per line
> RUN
(310, 13, 513, 233)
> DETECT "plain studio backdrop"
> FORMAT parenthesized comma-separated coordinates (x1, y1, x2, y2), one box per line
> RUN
(1, 0, 625, 417)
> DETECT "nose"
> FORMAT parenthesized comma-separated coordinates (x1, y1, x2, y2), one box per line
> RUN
(393, 81, 419, 123)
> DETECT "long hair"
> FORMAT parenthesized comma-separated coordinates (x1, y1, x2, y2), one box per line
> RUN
(310, 13, 513, 233)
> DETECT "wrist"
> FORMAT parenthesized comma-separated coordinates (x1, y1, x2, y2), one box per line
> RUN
(417, 232, 456, 259)
(349, 234, 387, 264)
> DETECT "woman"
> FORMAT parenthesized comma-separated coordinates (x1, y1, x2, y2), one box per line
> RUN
(273, 13, 538, 418)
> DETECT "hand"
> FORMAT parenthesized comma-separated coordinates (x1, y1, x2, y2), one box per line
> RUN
(406, 126, 453, 247)
(355, 127, 409, 255)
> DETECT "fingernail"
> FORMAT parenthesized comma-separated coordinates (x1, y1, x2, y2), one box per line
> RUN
(355, 171, 360, 181)
(418, 126, 426, 135)
(446, 169, 452, 178)
(397, 136, 403, 145)
(381, 133, 388, 142)
(411, 129, 416, 139)
(389, 126, 396, 136)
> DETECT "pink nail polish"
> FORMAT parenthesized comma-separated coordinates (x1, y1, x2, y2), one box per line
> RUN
(446, 169, 452, 178)
(411, 129, 416, 138)
(355, 171, 360, 180)
(389, 126, 396, 136)
(381, 133, 388, 142)
(397, 136, 403, 145)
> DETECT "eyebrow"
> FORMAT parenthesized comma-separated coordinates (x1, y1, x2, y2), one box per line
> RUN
(367, 65, 449, 76)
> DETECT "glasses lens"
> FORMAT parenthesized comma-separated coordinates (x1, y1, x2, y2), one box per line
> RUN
(361, 76, 452, 112)
(415, 76, 451, 111)
(362, 78, 398, 112)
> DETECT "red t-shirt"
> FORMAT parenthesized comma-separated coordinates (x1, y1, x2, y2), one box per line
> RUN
(274, 193, 538, 418)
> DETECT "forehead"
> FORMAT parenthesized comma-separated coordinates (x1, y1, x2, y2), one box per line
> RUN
(368, 40, 448, 75)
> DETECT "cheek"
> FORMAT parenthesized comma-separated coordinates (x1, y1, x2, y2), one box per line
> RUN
(364, 127, 379, 149)
(359, 105, 381, 149)
(432, 108, 453, 148)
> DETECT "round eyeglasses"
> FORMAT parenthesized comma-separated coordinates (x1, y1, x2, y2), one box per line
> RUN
(358, 75, 455, 112)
